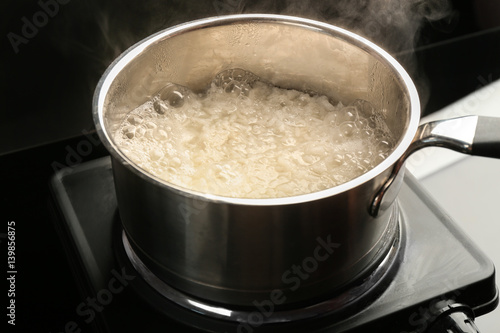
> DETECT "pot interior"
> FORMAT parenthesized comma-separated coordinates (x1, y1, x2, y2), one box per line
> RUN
(93, 15, 420, 306)
(96, 15, 419, 194)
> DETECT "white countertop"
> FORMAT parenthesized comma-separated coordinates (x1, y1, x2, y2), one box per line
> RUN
(407, 78, 500, 331)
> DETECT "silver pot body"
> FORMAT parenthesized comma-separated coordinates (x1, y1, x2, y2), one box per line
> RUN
(93, 14, 420, 306)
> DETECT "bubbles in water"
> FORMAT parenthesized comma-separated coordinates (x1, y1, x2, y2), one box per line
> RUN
(153, 100, 168, 115)
(150, 148, 164, 161)
(114, 69, 396, 198)
(340, 122, 356, 137)
(355, 118, 368, 129)
(158, 83, 188, 107)
(337, 106, 358, 124)
(377, 140, 393, 153)
(135, 127, 146, 138)
(122, 125, 136, 139)
(154, 129, 168, 141)
(351, 99, 375, 117)
(128, 115, 143, 125)
(214, 68, 259, 97)
(324, 111, 337, 125)
(152, 83, 190, 115)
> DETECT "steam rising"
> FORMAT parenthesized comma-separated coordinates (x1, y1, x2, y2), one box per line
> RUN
(246, 0, 455, 53)
(53, 0, 456, 110)
(245, 0, 456, 110)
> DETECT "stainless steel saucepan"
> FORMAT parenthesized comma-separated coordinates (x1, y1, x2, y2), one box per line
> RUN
(93, 14, 500, 307)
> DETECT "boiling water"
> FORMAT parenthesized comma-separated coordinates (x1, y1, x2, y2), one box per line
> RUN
(114, 69, 394, 198)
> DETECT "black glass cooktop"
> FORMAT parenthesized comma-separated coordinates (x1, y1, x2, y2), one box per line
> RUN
(49, 157, 497, 332)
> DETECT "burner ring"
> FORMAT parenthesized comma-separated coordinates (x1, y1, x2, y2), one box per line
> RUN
(120, 204, 404, 327)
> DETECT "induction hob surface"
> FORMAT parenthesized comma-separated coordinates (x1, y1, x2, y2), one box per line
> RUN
(49, 157, 498, 333)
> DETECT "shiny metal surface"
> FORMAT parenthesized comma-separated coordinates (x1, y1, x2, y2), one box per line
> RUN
(371, 115, 500, 216)
(121, 210, 401, 323)
(93, 14, 421, 306)
(420, 116, 478, 151)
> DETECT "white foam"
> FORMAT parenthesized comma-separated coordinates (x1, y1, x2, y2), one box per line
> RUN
(114, 70, 394, 198)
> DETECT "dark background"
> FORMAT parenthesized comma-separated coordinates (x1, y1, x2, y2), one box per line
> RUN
(1, 0, 499, 332)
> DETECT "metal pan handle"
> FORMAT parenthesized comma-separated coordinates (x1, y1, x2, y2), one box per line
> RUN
(370, 115, 500, 217)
